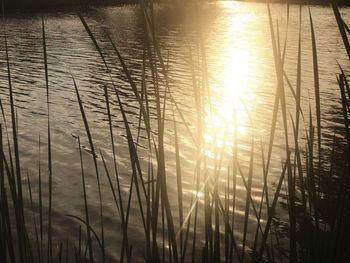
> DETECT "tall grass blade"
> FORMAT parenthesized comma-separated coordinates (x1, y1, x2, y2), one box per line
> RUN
(72, 76, 105, 262)
(2, 6, 26, 262)
(256, 155, 289, 262)
(242, 139, 254, 261)
(173, 110, 183, 259)
(103, 85, 131, 262)
(331, 0, 350, 59)
(309, 8, 321, 231)
(42, 16, 54, 263)
(77, 136, 94, 263)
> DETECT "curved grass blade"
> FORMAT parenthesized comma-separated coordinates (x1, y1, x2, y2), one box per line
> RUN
(77, 136, 94, 263)
(72, 76, 105, 262)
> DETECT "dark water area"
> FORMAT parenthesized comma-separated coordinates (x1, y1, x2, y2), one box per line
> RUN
(0, 1, 349, 261)
(4, 0, 350, 11)
(240, 0, 350, 6)
(3, 0, 136, 11)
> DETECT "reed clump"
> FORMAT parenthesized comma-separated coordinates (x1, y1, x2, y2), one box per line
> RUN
(0, 0, 349, 262)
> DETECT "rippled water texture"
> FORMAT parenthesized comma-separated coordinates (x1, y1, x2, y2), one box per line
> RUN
(1, 2, 349, 261)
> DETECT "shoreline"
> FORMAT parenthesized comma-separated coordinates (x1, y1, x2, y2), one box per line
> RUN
(3, 0, 349, 12)
(239, 0, 349, 6)
(3, 1, 138, 12)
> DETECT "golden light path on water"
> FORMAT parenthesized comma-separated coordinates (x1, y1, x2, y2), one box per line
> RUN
(204, 3, 257, 157)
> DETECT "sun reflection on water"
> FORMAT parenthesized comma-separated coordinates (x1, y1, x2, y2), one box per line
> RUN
(205, 10, 256, 153)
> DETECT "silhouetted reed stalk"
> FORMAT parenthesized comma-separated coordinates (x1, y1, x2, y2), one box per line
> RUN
(1, 3, 29, 262)
(42, 16, 54, 263)
(103, 85, 131, 262)
(72, 75, 105, 262)
(77, 136, 94, 263)
(331, 0, 350, 58)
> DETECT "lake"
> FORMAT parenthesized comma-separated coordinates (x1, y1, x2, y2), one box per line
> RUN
(1, 1, 349, 261)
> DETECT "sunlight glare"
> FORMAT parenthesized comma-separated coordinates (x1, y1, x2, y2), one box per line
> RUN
(205, 11, 256, 150)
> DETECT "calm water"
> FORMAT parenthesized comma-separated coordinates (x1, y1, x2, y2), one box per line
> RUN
(1, 2, 349, 261)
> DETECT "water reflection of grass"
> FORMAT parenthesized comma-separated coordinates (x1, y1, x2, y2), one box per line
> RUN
(1, 1, 350, 263)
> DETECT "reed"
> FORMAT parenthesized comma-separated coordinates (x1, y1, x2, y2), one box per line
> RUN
(72, 75, 105, 262)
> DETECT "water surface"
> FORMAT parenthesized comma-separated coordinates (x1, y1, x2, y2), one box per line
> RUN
(1, 2, 349, 260)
